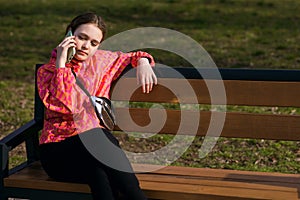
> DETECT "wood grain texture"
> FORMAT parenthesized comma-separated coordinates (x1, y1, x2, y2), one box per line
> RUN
(114, 108, 300, 140)
(4, 162, 300, 200)
(112, 78, 300, 107)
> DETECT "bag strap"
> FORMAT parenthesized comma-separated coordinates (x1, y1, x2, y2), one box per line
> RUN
(71, 69, 91, 98)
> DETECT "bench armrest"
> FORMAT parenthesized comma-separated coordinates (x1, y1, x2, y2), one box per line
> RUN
(0, 120, 42, 149)
(0, 120, 42, 177)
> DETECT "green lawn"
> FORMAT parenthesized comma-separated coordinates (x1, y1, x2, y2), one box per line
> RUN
(0, 0, 299, 173)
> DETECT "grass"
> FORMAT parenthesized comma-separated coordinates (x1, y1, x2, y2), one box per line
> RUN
(0, 0, 300, 172)
(0, 81, 34, 135)
(117, 134, 300, 173)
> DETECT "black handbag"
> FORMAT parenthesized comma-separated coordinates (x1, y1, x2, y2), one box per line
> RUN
(72, 70, 116, 131)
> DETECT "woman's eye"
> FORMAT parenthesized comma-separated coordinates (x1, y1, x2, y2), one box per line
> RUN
(91, 42, 98, 47)
(78, 35, 85, 40)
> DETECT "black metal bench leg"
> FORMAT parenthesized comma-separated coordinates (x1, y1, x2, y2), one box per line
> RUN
(0, 143, 9, 200)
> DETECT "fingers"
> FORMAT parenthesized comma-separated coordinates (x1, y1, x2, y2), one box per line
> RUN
(57, 36, 76, 49)
(140, 77, 147, 93)
(142, 82, 153, 94)
(152, 72, 158, 85)
(136, 61, 158, 93)
(56, 36, 76, 64)
(141, 73, 157, 93)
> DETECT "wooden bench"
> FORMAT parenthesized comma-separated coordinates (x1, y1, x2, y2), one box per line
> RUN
(1, 64, 300, 200)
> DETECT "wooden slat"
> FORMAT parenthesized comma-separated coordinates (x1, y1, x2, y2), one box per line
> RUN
(140, 167, 300, 200)
(4, 162, 299, 200)
(140, 177, 298, 200)
(114, 108, 300, 140)
(224, 80, 300, 107)
(138, 174, 298, 193)
(133, 164, 300, 187)
(111, 78, 300, 107)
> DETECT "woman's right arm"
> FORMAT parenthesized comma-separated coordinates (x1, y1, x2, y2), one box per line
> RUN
(37, 34, 77, 113)
(37, 62, 75, 114)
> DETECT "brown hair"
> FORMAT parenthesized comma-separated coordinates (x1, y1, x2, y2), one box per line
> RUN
(66, 12, 107, 42)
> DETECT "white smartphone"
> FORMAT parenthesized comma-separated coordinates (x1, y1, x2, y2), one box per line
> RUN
(65, 29, 76, 63)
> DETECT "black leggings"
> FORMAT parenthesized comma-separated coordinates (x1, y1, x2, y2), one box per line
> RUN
(39, 128, 147, 200)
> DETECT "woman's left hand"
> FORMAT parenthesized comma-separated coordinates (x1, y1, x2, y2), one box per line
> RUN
(136, 58, 157, 93)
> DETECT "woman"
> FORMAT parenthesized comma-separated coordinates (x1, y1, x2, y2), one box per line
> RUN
(37, 12, 157, 200)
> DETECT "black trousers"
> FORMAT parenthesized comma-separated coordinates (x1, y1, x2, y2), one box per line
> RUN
(39, 128, 147, 200)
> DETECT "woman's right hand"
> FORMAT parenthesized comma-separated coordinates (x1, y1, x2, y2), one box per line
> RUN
(55, 36, 76, 68)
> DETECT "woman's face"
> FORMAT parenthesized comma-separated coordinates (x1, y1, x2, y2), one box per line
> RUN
(73, 23, 103, 61)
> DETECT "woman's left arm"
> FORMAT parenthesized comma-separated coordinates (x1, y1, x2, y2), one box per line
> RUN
(102, 50, 157, 96)
(136, 58, 157, 93)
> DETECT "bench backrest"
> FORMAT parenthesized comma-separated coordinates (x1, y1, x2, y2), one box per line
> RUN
(35, 64, 300, 141)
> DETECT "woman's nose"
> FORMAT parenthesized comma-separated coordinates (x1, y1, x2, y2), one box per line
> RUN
(82, 41, 89, 49)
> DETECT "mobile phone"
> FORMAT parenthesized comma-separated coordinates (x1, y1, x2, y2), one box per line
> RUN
(65, 29, 76, 63)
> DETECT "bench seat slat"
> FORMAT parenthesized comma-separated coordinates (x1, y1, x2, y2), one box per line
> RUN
(133, 164, 300, 184)
(4, 162, 299, 200)
(138, 174, 299, 192)
(141, 180, 298, 200)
